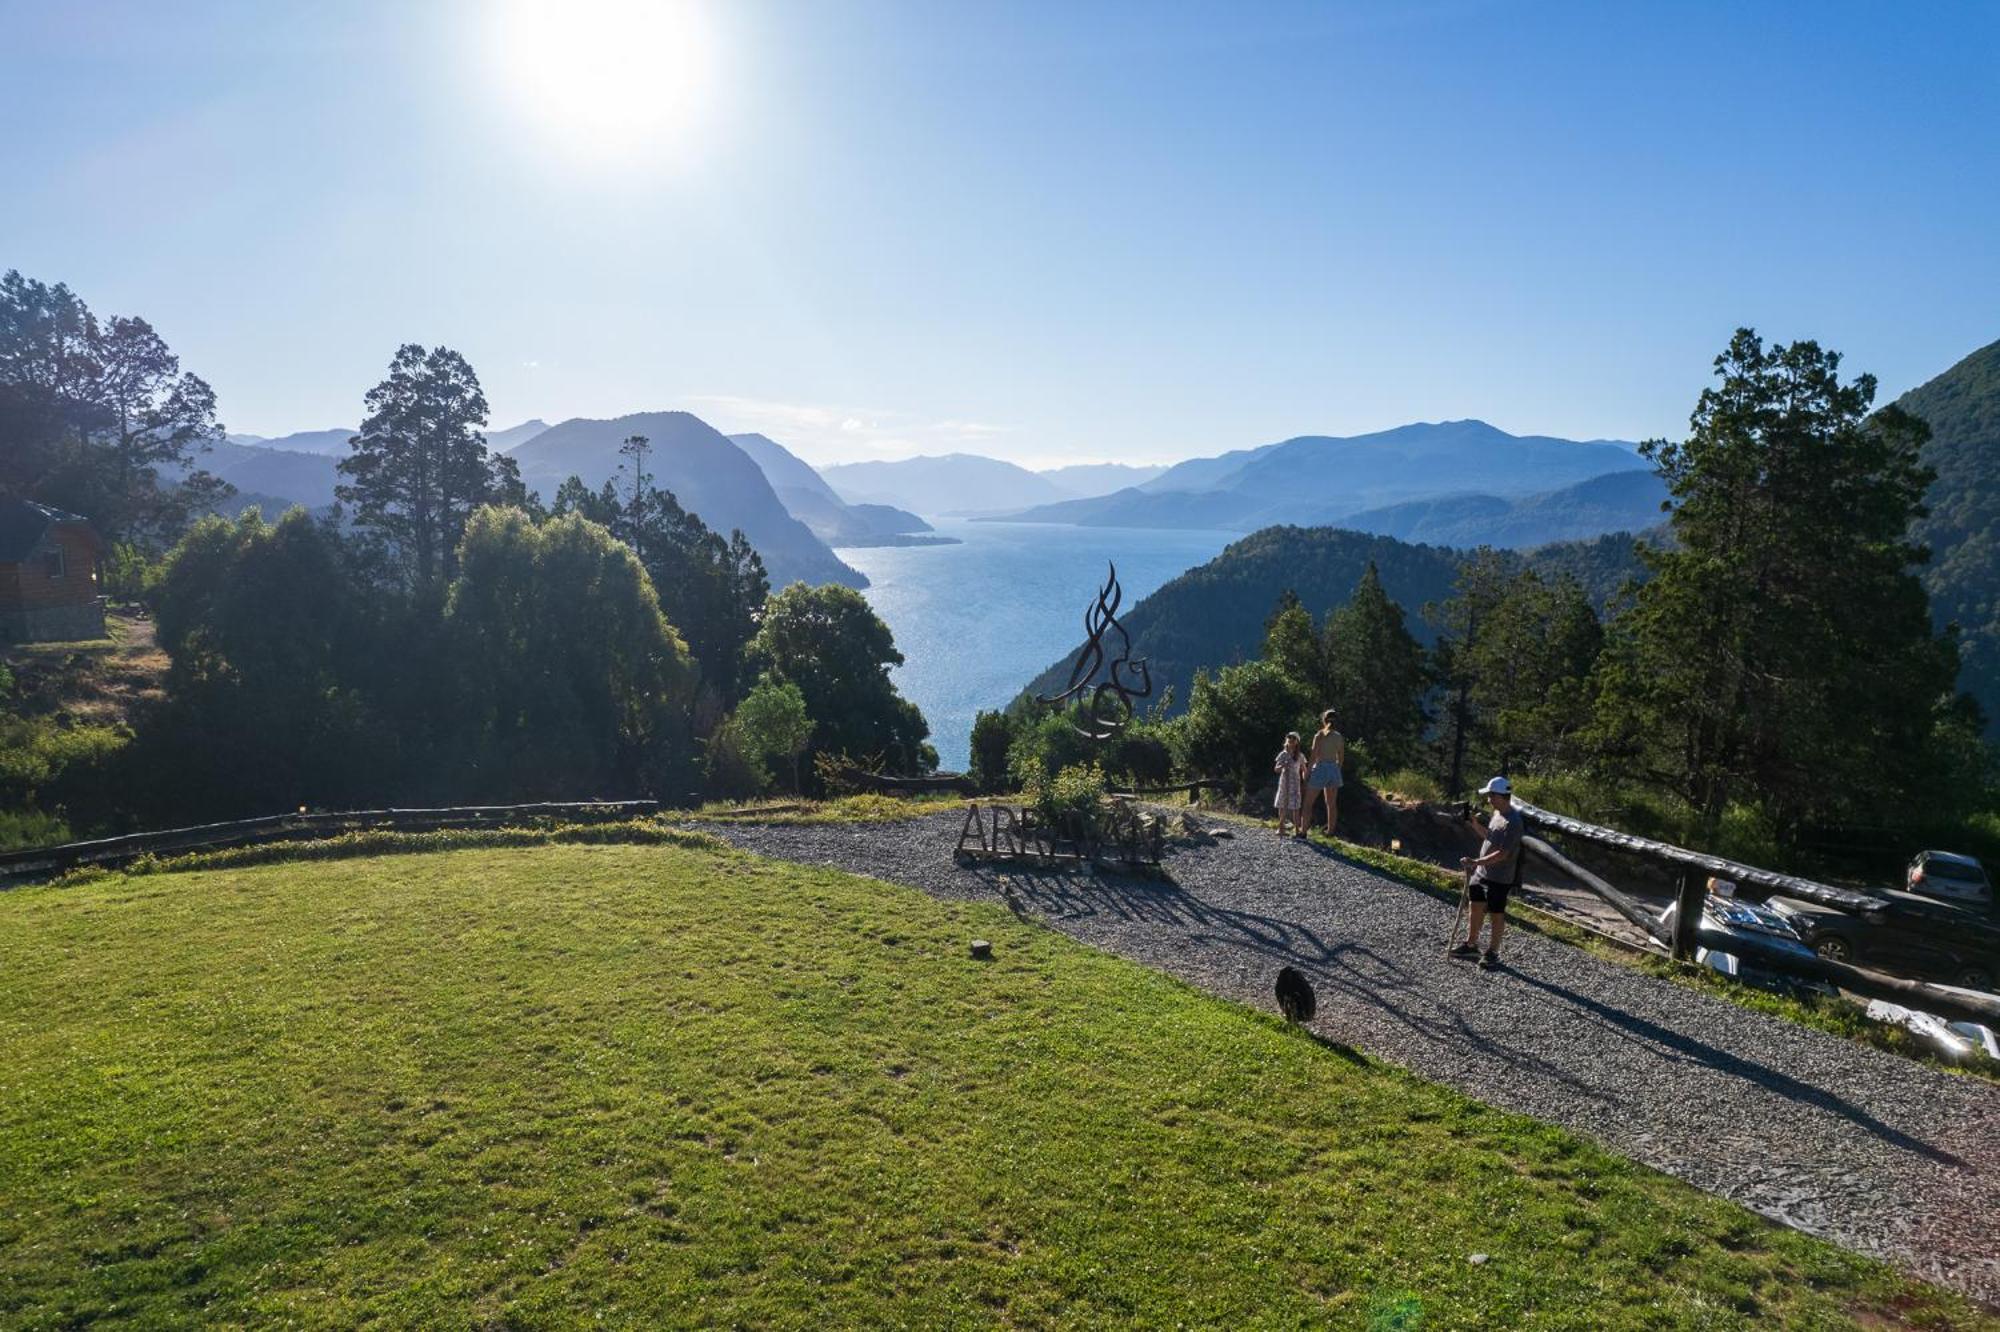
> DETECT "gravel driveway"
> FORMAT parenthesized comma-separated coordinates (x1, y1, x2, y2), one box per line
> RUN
(698, 809, 2000, 1307)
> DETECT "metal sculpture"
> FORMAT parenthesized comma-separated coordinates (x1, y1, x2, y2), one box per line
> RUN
(1038, 562, 1153, 741)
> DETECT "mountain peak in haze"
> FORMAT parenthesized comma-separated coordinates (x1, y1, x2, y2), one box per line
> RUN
(729, 433, 932, 545)
(509, 411, 867, 589)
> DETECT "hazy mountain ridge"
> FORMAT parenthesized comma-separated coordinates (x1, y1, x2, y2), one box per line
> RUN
(488, 419, 552, 451)
(999, 421, 1645, 530)
(729, 433, 935, 546)
(508, 411, 867, 589)
(1041, 462, 1167, 494)
(820, 453, 1071, 516)
(1335, 469, 1669, 549)
(222, 427, 356, 456)
(184, 439, 343, 509)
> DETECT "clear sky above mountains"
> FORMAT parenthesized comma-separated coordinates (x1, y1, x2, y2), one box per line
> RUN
(6, 0, 1996, 467)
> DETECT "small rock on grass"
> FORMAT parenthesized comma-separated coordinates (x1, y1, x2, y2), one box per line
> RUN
(970, 939, 993, 960)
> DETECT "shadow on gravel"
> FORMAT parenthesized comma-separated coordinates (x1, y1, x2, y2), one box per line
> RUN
(977, 860, 1338, 963)
(971, 859, 1615, 1103)
(1512, 972, 1966, 1168)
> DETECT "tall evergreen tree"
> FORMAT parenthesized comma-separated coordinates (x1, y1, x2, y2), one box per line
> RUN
(337, 344, 498, 586)
(1591, 329, 1973, 838)
(1261, 590, 1328, 701)
(1426, 549, 1511, 794)
(1463, 571, 1603, 776)
(1323, 561, 1429, 769)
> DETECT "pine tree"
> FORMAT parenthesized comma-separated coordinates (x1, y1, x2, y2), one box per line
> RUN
(1323, 561, 1429, 770)
(1261, 590, 1326, 700)
(1465, 571, 1602, 775)
(1591, 329, 1971, 838)
(337, 344, 495, 585)
(1426, 549, 1511, 794)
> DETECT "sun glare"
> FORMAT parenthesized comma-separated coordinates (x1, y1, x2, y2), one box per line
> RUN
(488, 0, 717, 163)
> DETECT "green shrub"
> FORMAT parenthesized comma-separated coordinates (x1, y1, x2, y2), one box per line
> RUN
(1375, 767, 1443, 804)
(703, 720, 769, 801)
(1007, 710, 1096, 792)
(0, 808, 69, 853)
(0, 718, 129, 840)
(1031, 762, 1107, 834)
(100, 542, 156, 602)
(967, 709, 1018, 793)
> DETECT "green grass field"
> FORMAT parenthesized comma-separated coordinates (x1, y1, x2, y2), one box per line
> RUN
(1, 842, 1991, 1328)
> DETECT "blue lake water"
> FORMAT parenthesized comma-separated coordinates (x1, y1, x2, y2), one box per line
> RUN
(843, 520, 1239, 771)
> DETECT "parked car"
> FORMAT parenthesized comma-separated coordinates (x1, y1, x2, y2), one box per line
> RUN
(1769, 852, 1999, 991)
(1906, 849, 1993, 905)
(1658, 890, 1836, 998)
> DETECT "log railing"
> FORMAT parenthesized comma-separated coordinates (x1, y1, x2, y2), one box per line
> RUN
(1517, 817, 2000, 1029)
(0, 800, 661, 880)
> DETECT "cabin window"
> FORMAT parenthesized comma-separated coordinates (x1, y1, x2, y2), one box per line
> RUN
(44, 546, 65, 578)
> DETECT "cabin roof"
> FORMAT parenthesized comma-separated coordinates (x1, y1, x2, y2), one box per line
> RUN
(0, 497, 97, 563)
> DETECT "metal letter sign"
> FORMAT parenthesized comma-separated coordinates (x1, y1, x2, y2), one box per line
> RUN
(1037, 563, 1153, 741)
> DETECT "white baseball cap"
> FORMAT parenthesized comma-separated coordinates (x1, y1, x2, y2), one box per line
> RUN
(1478, 776, 1512, 796)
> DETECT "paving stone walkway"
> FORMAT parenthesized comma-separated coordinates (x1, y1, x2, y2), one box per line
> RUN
(700, 811, 2000, 1307)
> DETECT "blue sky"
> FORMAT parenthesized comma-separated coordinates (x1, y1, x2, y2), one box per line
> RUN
(5, 0, 1996, 467)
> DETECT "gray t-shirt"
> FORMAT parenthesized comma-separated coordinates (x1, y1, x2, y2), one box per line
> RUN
(1472, 804, 1525, 886)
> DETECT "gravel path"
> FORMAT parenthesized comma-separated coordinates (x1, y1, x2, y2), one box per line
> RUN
(698, 810, 2000, 1306)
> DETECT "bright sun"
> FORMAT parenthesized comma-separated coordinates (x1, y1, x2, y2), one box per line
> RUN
(488, 0, 717, 161)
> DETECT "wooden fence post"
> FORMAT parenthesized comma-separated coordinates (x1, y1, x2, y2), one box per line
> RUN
(1671, 871, 1704, 961)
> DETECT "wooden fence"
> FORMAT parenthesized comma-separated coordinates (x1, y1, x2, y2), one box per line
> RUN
(0, 800, 661, 880)
(1516, 804, 2000, 1029)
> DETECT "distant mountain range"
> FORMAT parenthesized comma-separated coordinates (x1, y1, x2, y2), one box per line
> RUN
(224, 428, 354, 456)
(506, 412, 866, 589)
(1335, 469, 1670, 549)
(1041, 462, 1167, 495)
(820, 454, 1072, 516)
(993, 420, 1646, 534)
(728, 434, 939, 547)
(190, 438, 343, 509)
(815, 456, 1168, 517)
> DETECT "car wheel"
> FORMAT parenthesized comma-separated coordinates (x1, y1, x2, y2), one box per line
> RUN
(1955, 965, 1993, 993)
(1814, 936, 1854, 964)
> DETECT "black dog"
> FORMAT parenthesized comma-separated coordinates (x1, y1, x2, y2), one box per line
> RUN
(1275, 966, 1316, 1023)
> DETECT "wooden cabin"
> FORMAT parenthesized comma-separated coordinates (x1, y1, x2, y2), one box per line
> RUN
(0, 497, 107, 644)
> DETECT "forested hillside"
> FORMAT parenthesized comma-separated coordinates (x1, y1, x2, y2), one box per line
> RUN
(1896, 338, 2000, 731)
(1020, 525, 1646, 712)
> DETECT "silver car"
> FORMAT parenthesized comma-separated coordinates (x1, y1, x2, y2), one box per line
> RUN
(1907, 849, 1993, 905)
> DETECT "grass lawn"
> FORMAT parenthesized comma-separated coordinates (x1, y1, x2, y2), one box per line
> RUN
(1, 842, 1991, 1328)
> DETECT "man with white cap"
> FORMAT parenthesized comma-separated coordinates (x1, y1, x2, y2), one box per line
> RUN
(1451, 776, 1524, 969)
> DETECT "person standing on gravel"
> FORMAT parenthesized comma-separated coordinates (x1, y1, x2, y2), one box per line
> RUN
(1303, 710, 1345, 838)
(1273, 731, 1310, 838)
(1452, 776, 1523, 970)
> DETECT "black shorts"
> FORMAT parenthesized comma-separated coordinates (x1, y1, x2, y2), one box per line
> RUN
(1469, 879, 1514, 914)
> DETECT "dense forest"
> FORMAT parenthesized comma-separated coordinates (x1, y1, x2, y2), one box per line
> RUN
(0, 269, 933, 845)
